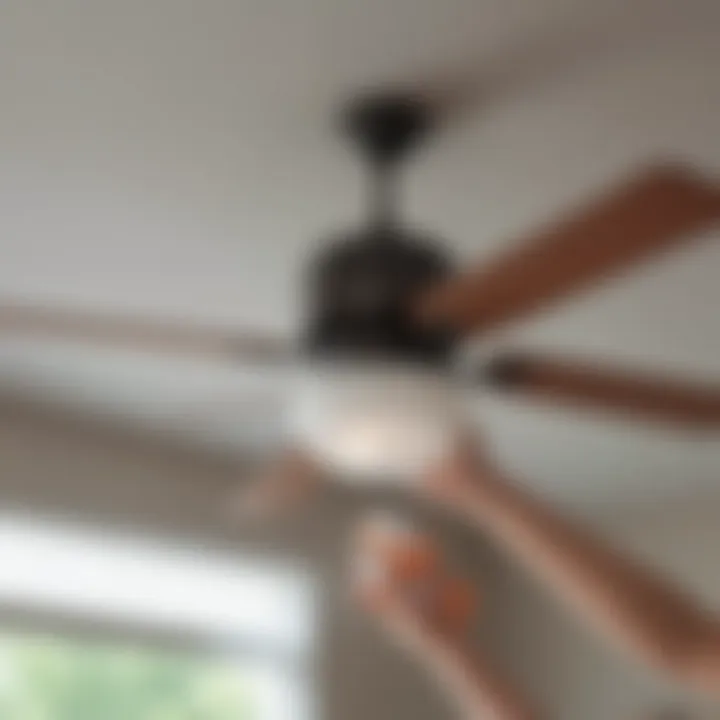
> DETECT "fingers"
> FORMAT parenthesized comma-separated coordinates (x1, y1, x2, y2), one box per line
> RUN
(354, 513, 441, 584)
(352, 513, 479, 641)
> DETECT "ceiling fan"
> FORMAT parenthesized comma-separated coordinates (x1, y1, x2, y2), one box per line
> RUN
(2, 93, 719, 511)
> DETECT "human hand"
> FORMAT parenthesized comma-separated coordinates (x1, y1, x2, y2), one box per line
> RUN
(352, 514, 476, 650)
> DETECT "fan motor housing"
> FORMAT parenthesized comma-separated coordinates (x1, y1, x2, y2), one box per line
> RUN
(303, 229, 458, 367)
(303, 92, 457, 367)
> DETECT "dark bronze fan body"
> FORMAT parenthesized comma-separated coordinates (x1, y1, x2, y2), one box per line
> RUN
(304, 95, 458, 367)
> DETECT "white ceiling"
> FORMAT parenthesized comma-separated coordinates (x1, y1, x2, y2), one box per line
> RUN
(0, 0, 718, 506)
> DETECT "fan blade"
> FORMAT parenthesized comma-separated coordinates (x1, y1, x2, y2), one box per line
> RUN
(232, 449, 323, 521)
(483, 352, 720, 428)
(417, 164, 719, 334)
(0, 299, 290, 364)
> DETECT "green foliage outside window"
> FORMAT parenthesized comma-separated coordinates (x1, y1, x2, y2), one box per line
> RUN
(0, 632, 257, 720)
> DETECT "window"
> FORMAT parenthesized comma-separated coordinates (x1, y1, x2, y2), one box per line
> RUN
(0, 516, 315, 720)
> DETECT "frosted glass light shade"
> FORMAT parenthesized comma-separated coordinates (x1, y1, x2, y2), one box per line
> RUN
(289, 362, 462, 481)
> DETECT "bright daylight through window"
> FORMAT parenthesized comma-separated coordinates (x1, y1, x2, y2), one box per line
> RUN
(0, 516, 315, 720)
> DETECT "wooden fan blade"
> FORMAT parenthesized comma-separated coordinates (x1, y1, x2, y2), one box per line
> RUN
(232, 449, 323, 521)
(483, 352, 720, 428)
(418, 164, 720, 334)
(0, 299, 290, 364)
